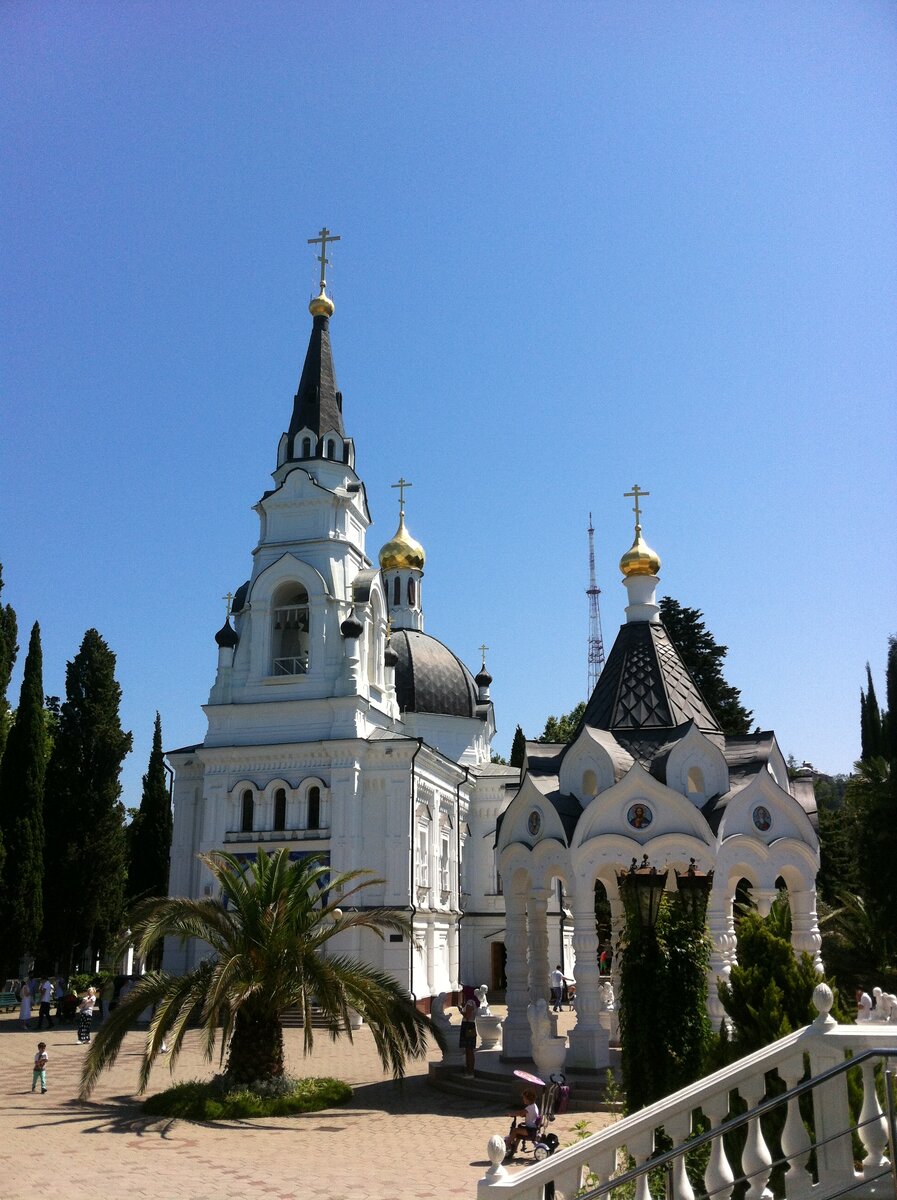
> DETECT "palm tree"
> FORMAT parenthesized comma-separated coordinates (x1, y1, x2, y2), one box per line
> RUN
(79, 849, 443, 1098)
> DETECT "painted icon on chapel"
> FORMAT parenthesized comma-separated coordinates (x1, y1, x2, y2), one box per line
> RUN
(527, 808, 543, 838)
(752, 805, 772, 832)
(627, 803, 653, 830)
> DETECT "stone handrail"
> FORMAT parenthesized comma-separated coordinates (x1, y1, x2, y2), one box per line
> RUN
(477, 987, 897, 1200)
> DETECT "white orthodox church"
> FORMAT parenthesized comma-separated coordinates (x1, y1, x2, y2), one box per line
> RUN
(165, 238, 821, 1060)
(164, 249, 520, 1000)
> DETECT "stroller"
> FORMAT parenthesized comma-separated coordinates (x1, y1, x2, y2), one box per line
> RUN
(504, 1070, 570, 1162)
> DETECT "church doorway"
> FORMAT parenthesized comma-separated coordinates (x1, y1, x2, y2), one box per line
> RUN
(490, 941, 506, 992)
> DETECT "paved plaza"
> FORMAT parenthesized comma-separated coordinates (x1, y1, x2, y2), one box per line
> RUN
(0, 1008, 614, 1200)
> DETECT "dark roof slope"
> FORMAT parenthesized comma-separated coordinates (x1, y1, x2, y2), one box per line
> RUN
(582, 621, 722, 738)
(287, 314, 345, 446)
(392, 629, 479, 718)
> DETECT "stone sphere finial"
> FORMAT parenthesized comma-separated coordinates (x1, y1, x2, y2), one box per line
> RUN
(813, 982, 835, 1026)
(486, 1134, 509, 1177)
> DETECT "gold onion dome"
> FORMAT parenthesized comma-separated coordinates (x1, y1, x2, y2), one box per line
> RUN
(620, 526, 661, 577)
(308, 287, 335, 318)
(379, 513, 426, 572)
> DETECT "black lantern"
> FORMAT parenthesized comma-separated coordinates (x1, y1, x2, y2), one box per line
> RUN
(617, 854, 668, 931)
(675, 858, 714, 923)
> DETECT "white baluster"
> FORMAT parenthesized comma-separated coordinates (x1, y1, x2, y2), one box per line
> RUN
(628, 1129, 655, 1200)
(778, 1059, 813, 1200)
(666, 1110, 696, 1200)
(739, 1081, 774, 1200)
(703, 1093, 736, 1200)
(858, 1058, 889, 1174)
(554, 1163, 585, 1199)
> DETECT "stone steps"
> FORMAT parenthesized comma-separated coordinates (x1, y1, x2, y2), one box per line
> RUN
(427, 1060, 623, 1113)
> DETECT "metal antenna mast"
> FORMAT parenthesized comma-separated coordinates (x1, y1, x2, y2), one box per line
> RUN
(586, 513, 606, 696)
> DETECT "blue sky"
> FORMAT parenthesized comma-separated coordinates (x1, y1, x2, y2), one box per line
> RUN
(3, 2, 895, 810)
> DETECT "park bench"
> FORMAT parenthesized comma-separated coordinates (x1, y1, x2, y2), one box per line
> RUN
(0, 992, 18, 1011)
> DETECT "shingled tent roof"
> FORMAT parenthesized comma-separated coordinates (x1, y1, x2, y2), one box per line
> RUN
(581, 621, 723, 739)
(287, 311, 345, 446)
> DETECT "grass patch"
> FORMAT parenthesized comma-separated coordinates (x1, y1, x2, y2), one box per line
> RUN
(143, 1075, 352, 1120)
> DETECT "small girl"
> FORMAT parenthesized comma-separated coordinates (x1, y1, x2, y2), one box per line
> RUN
(506, 1087, 541, 1152)
(32, 1042, 48, 1093)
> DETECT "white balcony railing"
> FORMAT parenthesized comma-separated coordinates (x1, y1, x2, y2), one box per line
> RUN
(476, 985, 897, 1200)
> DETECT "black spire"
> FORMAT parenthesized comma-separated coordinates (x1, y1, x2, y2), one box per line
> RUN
(287, 309, 346, 453)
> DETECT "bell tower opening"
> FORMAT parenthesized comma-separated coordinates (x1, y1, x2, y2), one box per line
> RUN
(272, 584, 310, 675)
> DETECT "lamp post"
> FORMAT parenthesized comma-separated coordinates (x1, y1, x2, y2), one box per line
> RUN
(674, 858, 714, 925)
(617, 854, 668, 931)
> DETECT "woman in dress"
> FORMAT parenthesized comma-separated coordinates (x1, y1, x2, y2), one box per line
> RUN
(77, 986, 97, 1044)
(458, 998, 478, 1077)
(19, 979, 33, 1030)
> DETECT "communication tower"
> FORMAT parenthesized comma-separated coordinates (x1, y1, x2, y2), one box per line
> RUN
(587, 513, 606, 696)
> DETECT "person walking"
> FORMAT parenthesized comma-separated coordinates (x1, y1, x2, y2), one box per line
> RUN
(19, 979, 33, 1031)
(76, 987, 97, 1044)
(550, 965, 574, 1013)
(31, 1042, 49, 1093)
(36, 976, 55, 1030)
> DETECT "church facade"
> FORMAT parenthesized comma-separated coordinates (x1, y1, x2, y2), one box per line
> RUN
(165, 239, 821, 1054)
(164, 255, 521, 999)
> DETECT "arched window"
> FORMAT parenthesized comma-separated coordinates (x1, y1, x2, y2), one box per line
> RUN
(393, 576, 400, 606)
(301, 437, 312, 458)
(273, 788, 287, 831)
(582, 769, 598, 798)
(272, 584, 310, 675)
(687, 766, 705, 796)
(325, 438, 335, 458)
(407, 578, 416, 606)
(241, 790, 254, 833)
(307, 786, 321, 829)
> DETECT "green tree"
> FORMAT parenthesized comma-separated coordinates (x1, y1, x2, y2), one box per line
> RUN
(860, 663, 884, 760)
(509, 724, 527, 768)
(658, 597, 752, 735)
(79, 849, 442, 1097)
(886, 635, 897, 765)
(0, 623, 46, 967)
(43, 630, 132, 968)
(843, 756, 897, 919)
(538, 701, 586, 744)
(718, 900, 820, 1054)
(619, 892, 711, 1110)
(0, 564, 18, 764)
(127, 713, 172, 914)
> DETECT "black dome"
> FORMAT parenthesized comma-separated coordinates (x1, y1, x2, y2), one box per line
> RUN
(215, 620, 239, 649)
(391, 629, 478, 718)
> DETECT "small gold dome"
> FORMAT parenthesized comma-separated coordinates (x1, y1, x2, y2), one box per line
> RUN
(309, 288, 335, 318)
(379, 513, 426, 572)
(620, 527, 661, 577)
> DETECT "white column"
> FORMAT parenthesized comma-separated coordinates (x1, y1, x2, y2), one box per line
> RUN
(789, 889, 823, 971)
(527, 886, 551, 1009)
(707, 896, 733, 1026)
(567, 886, 610, 1069)
(501, 885, 531, 1059)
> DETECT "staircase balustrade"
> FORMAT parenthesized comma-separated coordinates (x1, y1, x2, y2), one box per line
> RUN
(476, 993, 897, 1200)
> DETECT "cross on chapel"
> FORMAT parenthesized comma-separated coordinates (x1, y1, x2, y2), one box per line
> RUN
(391, 477, 412, 516)
(624, 484, 650, 530)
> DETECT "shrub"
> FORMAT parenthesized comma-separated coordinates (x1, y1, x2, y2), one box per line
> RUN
(143, 1075, 352, 1120)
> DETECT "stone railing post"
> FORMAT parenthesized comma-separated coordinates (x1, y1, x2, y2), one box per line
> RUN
(805, 984, 855, 1191)
(501, 885, 531, 1059)
(527, 887, 551, 1010)
(567, 888, 609, 1070)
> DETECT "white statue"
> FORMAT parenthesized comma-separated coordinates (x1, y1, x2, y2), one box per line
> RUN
(430, 991, 464, 1063)
(527, 996, 567, 1079)
(475, 984, 491, 1015)
(600, 981, 615, 1011)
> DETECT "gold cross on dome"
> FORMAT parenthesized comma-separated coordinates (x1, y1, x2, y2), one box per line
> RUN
(307, 227, 341, 291)
(391, 477, 413, 515)
(222, 591, 234, 617)
(624, 484, 650, 530)
(479, 643, 489, 668)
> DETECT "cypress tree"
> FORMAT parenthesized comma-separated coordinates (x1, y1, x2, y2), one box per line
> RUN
(127, 712, 172, 905)
(43, 630, 132, 968)
(0, 563, 18, 763)
(658, 597, 753, 735)
(860, 663, 884, 760)
(885, 636, 896, 767)
(0, 623, 46, 969)
(509, 724, 527, 768)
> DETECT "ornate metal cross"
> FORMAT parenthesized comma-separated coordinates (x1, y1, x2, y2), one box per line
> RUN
(479, 643, 489, 668)
(222, 591, 234, 617)
(624, 484, 650, 528)
(307, 227, 341, 291)
(391, 476, 413, 515)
